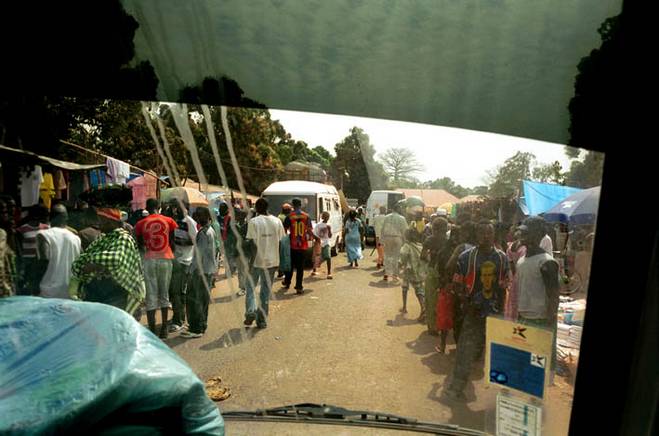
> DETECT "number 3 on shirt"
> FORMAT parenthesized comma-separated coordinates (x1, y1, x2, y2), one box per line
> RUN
(146, 221, 167, 251)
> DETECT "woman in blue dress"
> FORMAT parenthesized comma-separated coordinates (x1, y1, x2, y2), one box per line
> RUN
(344, 209, 363, 268)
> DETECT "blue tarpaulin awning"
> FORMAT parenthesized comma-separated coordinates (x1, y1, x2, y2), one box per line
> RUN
(518, 180, 583, 216)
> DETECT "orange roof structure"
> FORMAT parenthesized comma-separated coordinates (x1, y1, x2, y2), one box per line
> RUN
(395, 189, 459, 208)
(456, 194, 487, 204)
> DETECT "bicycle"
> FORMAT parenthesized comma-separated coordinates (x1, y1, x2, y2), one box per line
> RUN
(555, 250, 583, 295)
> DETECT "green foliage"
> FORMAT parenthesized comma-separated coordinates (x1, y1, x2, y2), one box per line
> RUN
(487, 152, 536, 197)
(422, 177, 471, 198)
(395, 178, 422, 189)
(531, 161, 566, 185)
(564, 152, 604, 188)
(471, 186, 489, 196)
(308, 146, 334, 170)
(331, 127, 388, 203)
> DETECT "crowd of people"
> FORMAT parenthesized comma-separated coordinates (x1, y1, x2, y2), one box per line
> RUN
(0, 193, 332, 338)
(1, 191, 565, 403)
(357, 199, 563, 401)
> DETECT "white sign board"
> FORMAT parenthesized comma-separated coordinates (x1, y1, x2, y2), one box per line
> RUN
(496, 394, 542, 436)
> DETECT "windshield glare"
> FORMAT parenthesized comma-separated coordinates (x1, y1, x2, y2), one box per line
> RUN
(0, 98, 602, 436)
(263, 195, 316, 221)
(0, 0, 619, 434)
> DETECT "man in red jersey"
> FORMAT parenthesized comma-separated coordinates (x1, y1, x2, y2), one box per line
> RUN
(282, 198, 314, 294)
(135, 198, 178, 339)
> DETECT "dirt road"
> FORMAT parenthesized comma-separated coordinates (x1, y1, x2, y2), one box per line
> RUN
(164, 253, 575, 435)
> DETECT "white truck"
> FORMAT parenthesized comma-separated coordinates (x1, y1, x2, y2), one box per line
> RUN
(364, 190, 406, 245)
(262, 180, 343, 255)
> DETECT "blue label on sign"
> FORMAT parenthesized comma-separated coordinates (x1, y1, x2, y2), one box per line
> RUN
(490, 343, 545, 398)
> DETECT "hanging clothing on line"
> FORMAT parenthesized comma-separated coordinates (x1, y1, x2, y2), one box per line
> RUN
(145, 174, 158, 199)
(127, 176, 147, 211)
(89, 169, 108, 190)
(83, 172, 91, 192)
(106, 158, 131, 185)
(54, 169, 67, 200)
(39, 172, 56, 210)
(19, 165, 44, 208)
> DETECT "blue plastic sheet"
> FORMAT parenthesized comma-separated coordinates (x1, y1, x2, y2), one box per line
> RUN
(518, 180, 582, 216)
(0, 297, 224, 435)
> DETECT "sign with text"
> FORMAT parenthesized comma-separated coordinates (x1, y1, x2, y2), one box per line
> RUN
(496, 394, 542, 436)
(486, 317, 553, 399)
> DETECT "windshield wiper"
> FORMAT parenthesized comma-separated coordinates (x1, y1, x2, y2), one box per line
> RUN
(222, 403, 486, 435)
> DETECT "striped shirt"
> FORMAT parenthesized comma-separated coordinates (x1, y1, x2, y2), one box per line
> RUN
(17, 223, 49, 258)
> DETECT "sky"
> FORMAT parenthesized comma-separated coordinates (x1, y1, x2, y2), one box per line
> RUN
(270, 109, 576, 189)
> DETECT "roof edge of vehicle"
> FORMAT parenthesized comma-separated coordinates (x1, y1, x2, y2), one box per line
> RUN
(262, 180, 339, 195)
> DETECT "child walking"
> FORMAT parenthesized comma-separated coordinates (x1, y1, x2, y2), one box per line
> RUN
(312, 211, 333, 279)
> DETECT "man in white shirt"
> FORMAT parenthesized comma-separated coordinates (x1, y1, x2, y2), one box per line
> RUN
(540, 232, 554, 257)
(168, 201, 198, 333)
(37, 204, 81, 299)
(244, 198, 285, 329)
(517, 216, 560, 381)
(372, 206, 386, 269)
(381, 201, 408, 281)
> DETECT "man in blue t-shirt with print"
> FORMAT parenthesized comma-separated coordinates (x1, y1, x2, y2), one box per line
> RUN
(442, 219, 510, 402)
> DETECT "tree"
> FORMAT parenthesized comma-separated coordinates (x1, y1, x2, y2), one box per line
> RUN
(307, 146, 334, 170)
(1, 0, 158, 157)
(203, 106, 287, 194)
(396, 178, 422, 189)
(331, 127, 387, 203)
(532, 161, 566, 185)
(379, 147, 422, 186)
(470, 186, 489, 196)
(422, 176, 471, 198)
(564, 152, 604, 188)
(487, 152, 536, 197)
(180, 78, 289, 193)
(180, 76, 266, 110)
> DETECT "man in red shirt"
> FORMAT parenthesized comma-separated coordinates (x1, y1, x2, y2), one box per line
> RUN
(283, 198, 314, 294)
(135, 198, 178, 338)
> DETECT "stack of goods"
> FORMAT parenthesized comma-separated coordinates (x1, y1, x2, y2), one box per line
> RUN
(557, 324, 583, 349)
(558, 297, 586, 326)
(557, 296, 586, 379)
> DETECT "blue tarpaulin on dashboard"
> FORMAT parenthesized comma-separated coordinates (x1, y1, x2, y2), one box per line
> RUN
(0, 297, 224, 435)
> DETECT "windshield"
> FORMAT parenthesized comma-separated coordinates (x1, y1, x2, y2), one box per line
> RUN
(263, 194, 316, 222)
(1, 0, 621, 435)
(388, 193, 405, 211)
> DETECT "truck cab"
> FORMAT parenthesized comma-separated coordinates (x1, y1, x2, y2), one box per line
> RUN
(262, 180, 343, 255)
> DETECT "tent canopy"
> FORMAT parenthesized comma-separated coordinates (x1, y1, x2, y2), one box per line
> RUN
(544, 186, 600, 225)
(0, 144, 105, 171)
(519, 180, 582, 216)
